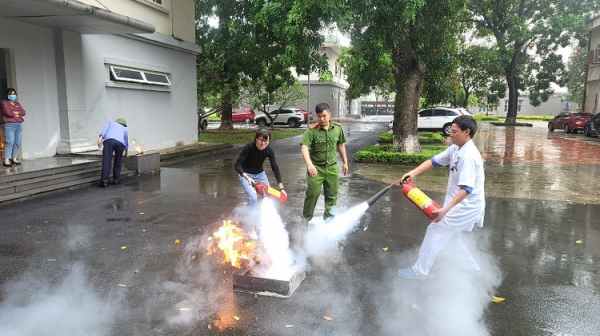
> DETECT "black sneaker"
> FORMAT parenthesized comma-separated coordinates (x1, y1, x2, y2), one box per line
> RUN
(98, 182, 108, 188)
(112, 180, 121, 185)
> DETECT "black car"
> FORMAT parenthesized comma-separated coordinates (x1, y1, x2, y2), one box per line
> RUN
(583, 113, 600, 137)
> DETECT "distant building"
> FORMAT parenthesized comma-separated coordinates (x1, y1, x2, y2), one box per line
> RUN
(293, 41, 357, 119)
(482, 92, 573, 117)
(0, 0, 200, 159)
(584, 15, 600, 115)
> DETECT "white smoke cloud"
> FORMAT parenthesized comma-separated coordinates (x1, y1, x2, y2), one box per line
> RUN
(0, 263, 118, 336)
(303, 202, 370, 257)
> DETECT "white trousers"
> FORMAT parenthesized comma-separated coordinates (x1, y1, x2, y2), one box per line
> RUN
(412, 222, 480, 276)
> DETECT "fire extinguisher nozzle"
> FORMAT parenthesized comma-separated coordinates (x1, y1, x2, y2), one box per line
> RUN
(366, 187, 390, 206)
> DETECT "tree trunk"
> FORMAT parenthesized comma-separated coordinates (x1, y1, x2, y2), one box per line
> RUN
(504, 67, 519, 124)
(504, 43, 522, 124)
(391, 36, 426, 153)
(219, 80, 234, 131)
(462, 88, 470, 109)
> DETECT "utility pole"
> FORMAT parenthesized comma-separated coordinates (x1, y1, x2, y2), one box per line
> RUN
(307, 73, 311, 124)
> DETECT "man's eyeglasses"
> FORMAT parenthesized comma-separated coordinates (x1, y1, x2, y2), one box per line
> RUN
(256, 138, 269, 143)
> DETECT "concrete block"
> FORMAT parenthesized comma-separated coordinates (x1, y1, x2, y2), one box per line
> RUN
(124, 153, 160, 174)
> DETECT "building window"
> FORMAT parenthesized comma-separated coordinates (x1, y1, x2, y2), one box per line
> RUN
(517, 100, 523, 113)
(147, 0, 163, 6)
(504, 100, 508, 112)
(110, 65, 170, 86)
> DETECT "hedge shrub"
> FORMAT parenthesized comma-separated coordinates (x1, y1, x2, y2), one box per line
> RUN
(473, 115, 501, 121)
(379, 132, 444, 144)
(356, 144, 447, 164)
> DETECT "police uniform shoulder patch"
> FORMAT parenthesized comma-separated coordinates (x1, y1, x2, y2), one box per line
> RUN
(332, 121, 342, 126)
(309, 123, 319, 129)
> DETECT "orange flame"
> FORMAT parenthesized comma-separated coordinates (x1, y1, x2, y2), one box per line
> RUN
(131, 140, 143, 154)
(207, 220, 258, 268)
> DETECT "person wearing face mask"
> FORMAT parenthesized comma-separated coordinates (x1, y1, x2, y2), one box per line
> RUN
(1, 88, 26, 167)
(235, 128, 287, 208)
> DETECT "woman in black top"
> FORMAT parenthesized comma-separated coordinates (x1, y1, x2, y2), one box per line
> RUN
(235, 128, 287, 207)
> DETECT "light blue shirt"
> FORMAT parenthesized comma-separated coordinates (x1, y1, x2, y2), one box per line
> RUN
(100, 121, 129, 148)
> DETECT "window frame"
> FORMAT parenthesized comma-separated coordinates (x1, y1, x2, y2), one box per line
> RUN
(109, 65, 171, 86)
(147, 0, 164, 6)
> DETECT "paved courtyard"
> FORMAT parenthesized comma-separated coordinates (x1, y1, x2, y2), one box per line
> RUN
(0, 120, 598, 336)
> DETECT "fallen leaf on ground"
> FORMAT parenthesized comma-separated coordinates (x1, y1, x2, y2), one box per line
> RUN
(44, 220, 50, 223)
(285, 325, 294, 328)
(121, 246, 127, 250)
(142, 229, 146, 232)
(191, 255, 197, 260)
(323, 316, 333, 321)
(234, 316, 240, 320)
(177, 308, 191, 312)
(140, 213, 145, 215)
(381, 247, 389, 251)
(47, 259, 56, 262)
(207, 324, 212, 329)
(491, 295, 505, 302)
(118, 284, 126, 287)
(576, 240, 582, 244)
(174, 239, 180, 244)
(35, 241, 41, 244)
(382, 209, 386, 212)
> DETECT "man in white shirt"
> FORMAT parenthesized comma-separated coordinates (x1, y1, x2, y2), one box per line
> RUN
(397, 116, 485, 279)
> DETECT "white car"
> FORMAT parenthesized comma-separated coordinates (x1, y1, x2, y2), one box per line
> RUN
(388, 107, 471, 135)
(255, 108, 305, 128)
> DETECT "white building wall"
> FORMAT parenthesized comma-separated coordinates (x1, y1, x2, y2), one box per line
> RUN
(81, 34, 198, 151)
(586, 17, 600, 114)
(0, 19, 61, 159)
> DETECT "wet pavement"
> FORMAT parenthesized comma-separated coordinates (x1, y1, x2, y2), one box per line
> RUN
(0, 120, 599, 335)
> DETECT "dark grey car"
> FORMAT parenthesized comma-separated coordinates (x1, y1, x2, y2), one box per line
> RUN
(583, 113, 600, 137)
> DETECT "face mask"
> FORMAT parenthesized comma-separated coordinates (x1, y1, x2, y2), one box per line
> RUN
(7, 95, 16, 101)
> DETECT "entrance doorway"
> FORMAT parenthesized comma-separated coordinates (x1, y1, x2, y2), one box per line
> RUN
(0, 48, 16, 159)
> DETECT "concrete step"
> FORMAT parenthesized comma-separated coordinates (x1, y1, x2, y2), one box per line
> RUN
(0, 175, 101, 204)
(0, 169, 135, 205)
(0, 167, 100, 196)
(0, 161, 102, 184)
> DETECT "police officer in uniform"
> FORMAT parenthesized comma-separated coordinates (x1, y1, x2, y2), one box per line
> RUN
(300, 103, 348, 224)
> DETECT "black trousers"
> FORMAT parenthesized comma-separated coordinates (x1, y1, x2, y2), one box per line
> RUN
(101, 138, 126, 183)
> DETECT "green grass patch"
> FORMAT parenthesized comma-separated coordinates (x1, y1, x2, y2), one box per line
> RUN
(356, 144, 447, 164)
(199, 128, 305, 144)
(208, 114, 220, 121)
(379, 131, 444, 144)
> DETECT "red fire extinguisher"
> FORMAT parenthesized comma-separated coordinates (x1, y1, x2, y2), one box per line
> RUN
(254, 181, 287, 203)
(401, 183, 441, 220)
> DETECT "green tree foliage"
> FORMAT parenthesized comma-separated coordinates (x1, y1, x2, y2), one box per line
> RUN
(337, 0, 463, 153)
(450, 45, 505, 109)
(241, 78, 307, 129)
(194, 0, 333, 130)
(465, 0, 599, 123)
(564, 45, 588, 107)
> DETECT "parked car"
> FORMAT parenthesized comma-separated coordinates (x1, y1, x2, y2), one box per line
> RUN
(222, 108, 255, 123)
(388, 107, 469, 135)
(583, 113, 600, 137)
(199, 115, 208, 130)
(299, 109, 311, 123)
(254, 108, 304, 128)
(548, 112, 592, 133)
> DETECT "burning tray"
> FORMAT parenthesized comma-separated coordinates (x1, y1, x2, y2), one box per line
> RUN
(233, 265, 306, 298)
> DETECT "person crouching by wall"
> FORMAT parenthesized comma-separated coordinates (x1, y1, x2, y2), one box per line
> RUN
(98, 118, 129, 188)
(1, 88, 26, 167)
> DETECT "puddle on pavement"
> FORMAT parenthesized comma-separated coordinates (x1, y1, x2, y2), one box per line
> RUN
(355, 123, 600, 204)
